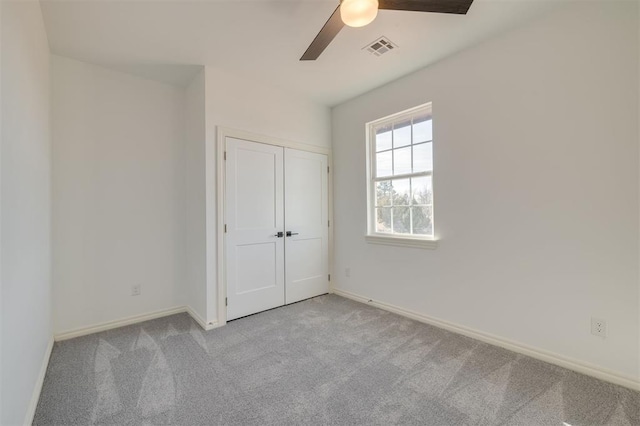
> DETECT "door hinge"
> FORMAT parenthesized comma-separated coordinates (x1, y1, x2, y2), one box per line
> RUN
(224, 151, 227, 160)
(328, 220, 330, 227)
(224, 224, 227, 233)
(327, 166, 330, 173)
(328, 274, 331, 282)
(225, 297, 228, 306)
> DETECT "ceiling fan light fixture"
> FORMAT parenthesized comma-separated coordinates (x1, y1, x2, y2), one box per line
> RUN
(340, 0, 379, 28)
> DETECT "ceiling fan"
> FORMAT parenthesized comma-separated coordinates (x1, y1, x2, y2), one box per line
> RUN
(300, 0, 475, 61)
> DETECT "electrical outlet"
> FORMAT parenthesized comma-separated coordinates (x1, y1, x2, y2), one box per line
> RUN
(131, 285, 141, 296)
(345, 267, 351, 278)
(591, 317, 606, 338)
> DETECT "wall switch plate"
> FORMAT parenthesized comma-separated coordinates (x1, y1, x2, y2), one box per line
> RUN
(345, 267, 351, 278)
(132, 285, 141, 296)
(591, 317, 606, 338)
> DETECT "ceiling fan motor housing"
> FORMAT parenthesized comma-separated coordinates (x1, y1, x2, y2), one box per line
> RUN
(340, 0, 379, 28)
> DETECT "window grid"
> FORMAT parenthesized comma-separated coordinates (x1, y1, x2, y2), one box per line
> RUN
(368, 103, 434, 239)
(373, 123, 433, 180)
(374, 176, 433, 236)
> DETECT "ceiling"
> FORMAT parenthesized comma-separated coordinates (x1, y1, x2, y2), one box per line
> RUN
(40, 0, 563, 106)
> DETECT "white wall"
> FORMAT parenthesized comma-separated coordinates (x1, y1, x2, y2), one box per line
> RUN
(52, 56, 186, 334)
(185, 69, 207, 321)
(332, 1, 639, 382)
(204, 66, 332, 324)
(1, 1, 4, 421)
(1, 1, 52, 424)
(205, 67, 331, 149)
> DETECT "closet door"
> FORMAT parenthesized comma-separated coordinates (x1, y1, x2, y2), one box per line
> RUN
(284, 148, 329, 304)
(225, 137, 285, 321)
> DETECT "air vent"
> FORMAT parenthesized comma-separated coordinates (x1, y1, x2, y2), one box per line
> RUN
(364, 37, 397, 56)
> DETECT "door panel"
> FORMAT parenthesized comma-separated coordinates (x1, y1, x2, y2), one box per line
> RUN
(226, 137, 285, 320)
(234, 243, 277, 294)
(235, 149, 278, 230)
(284, 148, 329, 304)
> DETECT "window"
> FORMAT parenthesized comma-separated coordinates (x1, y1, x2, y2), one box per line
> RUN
(366, 103, 437, 249)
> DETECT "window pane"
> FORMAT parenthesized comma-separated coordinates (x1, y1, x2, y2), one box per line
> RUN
(413, 142, 433, 173)
(392, 179, 410, 206)
(369, 104, 434, 239)
(375, 181, 392, 206)
(393, 120, 412, 148)
(413, 116, 432, 143)
(376, 126, 392, 152)
(411, 176, 432, 205)
(392, 206, 410, 234)
(375, 207, 392, 233)
(393, 146, 411, 176)
(376, 150, 392, 177)
(412, 206, 433, 236)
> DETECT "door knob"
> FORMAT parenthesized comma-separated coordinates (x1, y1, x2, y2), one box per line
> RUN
(274, 232, 284, 238)
(286, 231, 299, 237)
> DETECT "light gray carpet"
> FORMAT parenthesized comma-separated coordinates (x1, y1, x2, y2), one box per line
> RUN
(34, 294, 639, 425)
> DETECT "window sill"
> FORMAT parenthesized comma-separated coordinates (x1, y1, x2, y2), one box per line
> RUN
(365, 234, 438, 250)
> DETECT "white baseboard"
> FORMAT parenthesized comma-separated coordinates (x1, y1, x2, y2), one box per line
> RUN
(24, 336, 54, 425)
(332, 288, 640, 392)
(186, 306, 219, 331)
(54, 305, 219, 341)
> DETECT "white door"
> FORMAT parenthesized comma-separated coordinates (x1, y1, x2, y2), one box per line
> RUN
(284, 148, 329, 304)
(225, 137, 285, 321)
(225, 138, 329, 320)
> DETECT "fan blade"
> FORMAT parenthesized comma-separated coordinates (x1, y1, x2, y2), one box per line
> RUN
(300, 5, 345, 61)
(378, 0, 474, 14)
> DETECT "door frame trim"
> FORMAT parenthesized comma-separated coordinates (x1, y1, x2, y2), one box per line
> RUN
(214, 126, 333, 327)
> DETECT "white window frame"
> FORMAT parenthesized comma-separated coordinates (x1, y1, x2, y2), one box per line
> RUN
(365, 103, 438, 249)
